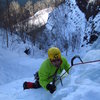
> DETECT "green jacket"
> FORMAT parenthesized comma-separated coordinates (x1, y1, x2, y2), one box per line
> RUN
(38, 56, 70, 90)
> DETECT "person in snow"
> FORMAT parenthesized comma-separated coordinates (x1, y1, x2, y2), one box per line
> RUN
(23, 47, 70, 94)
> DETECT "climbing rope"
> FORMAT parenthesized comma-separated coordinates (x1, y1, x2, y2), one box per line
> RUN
(56, 55, 100, 85)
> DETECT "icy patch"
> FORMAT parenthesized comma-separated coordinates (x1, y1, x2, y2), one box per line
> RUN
(83, 50, 100, 61)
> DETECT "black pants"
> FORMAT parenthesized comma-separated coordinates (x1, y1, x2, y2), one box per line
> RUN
(33, 80, 41, 88)
(33, 72, 41, 88)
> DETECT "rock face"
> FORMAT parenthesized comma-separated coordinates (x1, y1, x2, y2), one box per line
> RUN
(76, 0, 100, 20)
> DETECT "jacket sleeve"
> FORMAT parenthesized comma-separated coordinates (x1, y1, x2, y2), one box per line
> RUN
(63, 57, 70, 73)
(38, 61, 50, 90)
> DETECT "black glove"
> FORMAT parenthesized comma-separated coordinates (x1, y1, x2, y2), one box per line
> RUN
(46, 84, 56, 94)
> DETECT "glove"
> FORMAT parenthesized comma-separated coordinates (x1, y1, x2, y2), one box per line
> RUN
(46, 84, 56, 94)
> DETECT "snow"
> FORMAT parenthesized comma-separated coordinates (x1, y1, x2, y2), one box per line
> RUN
(93, 13, 100, 32)
(28, 7, 53, 26)
(0, 36, 100, 100)
(0, 47, 44, 85)
(92, 37, 100, 49)
(46, 0, 86, 39)
(33, 7, 53, 26)
(0, 0, 100, 100)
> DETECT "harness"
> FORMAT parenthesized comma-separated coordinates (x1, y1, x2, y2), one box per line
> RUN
(48, 67, 59, 85)
(47, 66, 64, 86)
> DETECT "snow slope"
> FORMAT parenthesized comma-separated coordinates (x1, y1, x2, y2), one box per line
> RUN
(0, 41, 100, 100)
(0, 0, 100, 99)
(0, 47, 44, 85)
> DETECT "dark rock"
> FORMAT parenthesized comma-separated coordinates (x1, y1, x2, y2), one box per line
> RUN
(24, 48, 31, 55)
(76, 0, 100, 20)
(88, 34, 98, 44)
